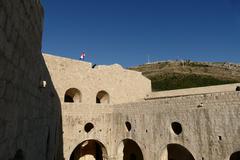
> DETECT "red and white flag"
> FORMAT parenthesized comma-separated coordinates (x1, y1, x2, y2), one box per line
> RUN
(80, 52, 86, 60)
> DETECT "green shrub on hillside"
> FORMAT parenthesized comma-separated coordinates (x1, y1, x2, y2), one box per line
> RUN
(151, 74, 238, 91)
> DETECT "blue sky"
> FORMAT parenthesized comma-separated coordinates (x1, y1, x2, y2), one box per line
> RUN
(41, 0, 240, 67)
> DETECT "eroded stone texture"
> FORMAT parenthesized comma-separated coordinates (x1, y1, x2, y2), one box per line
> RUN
(0, 0, 62, 159)
(61, 90, 240, 160)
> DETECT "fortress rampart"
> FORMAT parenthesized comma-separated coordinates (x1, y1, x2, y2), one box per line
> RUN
(43, 54, 151, 105)
(147, 83, 240, 99)
(61, 90, 240, 160)
(44, 53, 240, 160)
(1, 0, 240, 160)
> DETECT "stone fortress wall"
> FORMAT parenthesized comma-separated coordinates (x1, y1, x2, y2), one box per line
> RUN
(62, 91, 240, 160)
(1, 0, 240, 160)
(0, 0, 62, 160)
(44, 53, 240, 160)
(43, 54, 151, 105)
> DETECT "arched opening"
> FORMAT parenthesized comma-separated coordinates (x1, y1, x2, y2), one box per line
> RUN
(70, 140, 108, 160)
(117, 139, 143, 160)
(230, 151, 240, 160)
(96, 90, 109, 104)
(160, 144, 195, 160)
(64, 88, 81, 103)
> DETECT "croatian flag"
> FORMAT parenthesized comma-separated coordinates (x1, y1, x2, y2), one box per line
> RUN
(80, 52, 86, 60)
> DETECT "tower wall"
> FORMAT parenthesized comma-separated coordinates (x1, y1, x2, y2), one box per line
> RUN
(0, 0, 62, 159)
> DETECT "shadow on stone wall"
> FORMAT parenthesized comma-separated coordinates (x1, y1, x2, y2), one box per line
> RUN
(0, 0, 64, 159)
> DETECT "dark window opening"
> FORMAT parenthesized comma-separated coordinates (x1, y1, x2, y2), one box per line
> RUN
(171, 122, 183, 135)
(96, 97, 101, 103)
(84, 123, 94, 133)
(64, 95, 74, 102)
(125, 121, 132, 132)
(64, 88, 81, 103)
(218, 136, 222, 141)
(236, 86, 240, 91)
(96, 90, 109, 104)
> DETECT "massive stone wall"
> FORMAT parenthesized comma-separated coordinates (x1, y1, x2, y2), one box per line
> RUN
(2, 0, 240, 160)
(62, 91, 240, 160)
(43, 52, 240, 160)
(43, 54, 151, 105)
(0, 0, 62, 159)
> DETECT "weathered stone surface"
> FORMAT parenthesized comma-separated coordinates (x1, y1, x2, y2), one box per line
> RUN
(0, 0, 63, 160)
(1, 0, 240, 160)
(43, 54, 152, 105)
(44, 51, 240, 160)
(60, 90, 240, 160)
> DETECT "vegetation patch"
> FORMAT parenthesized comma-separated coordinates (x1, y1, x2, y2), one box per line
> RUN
(130, 61, 240, 91)
(150, 73, 238, 91)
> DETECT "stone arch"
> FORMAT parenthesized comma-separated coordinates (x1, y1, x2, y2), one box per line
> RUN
(160, 144, 195, 160)
(96, 90, 110, 104)
(69, 139, 108, 160)
(64, 88, 82, 103)
(117, 139, 144, 160)
(230, 151, 240, 160)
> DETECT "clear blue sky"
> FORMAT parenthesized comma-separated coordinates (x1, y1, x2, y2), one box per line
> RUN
(41, 0, 240, 67)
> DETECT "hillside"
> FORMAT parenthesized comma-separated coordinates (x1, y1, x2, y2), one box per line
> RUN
(129, 61, 240, 91)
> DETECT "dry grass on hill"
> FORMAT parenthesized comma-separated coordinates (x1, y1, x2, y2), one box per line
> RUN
(129, 61, 240, 91)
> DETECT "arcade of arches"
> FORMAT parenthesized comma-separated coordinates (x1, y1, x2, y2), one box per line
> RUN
(64, 89, 110, 104)
(69, 140, 240, 160)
